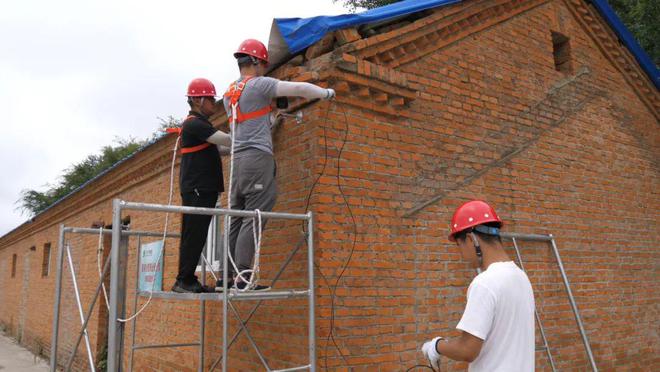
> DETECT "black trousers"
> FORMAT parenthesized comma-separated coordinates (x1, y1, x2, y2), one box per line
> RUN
(177, 190, 219, 283)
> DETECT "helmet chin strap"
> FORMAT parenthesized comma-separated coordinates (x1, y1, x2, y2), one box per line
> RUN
(470, 231, 483, 272)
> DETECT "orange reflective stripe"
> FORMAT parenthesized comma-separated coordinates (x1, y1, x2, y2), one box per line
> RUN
(180, 142, 211, 154)
(224, 77, 270, 124)
(228, 105, 272, 124)
(224, 77, 253, 102)
(170, 114, 213, 154)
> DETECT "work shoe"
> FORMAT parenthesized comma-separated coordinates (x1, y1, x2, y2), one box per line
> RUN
(172, 279, 212, 293)
(214, 278, 234, 292)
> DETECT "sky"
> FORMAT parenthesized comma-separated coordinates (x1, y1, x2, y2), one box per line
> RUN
(0, 0, 350, 236)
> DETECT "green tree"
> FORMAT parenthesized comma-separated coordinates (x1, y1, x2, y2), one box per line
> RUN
(337, 0, 658, 66)
(17, 138, 143, 216)
(17, 117, 181, 216)
(609, 0, 659, 66)
(152, 115, 181, 141)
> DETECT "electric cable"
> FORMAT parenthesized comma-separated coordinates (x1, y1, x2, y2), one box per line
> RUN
(302, 101, 331, 217)
(299, 98, 358, 369)
(323, 103, 358, 370)
(300, 99, 349, 368)
(405, 364, 438, 372)
(305, 100, 434, 372)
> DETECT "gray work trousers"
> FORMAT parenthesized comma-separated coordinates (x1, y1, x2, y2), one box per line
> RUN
(228, 151, 277, 275)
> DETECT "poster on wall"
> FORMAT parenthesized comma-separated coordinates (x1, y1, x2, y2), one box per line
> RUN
(139, 240, 163, 292)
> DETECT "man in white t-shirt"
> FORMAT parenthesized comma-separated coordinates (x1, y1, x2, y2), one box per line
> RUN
(421, 200, 535, 371)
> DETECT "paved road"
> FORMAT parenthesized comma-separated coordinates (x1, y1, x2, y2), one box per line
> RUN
(0, 332, 49, 371)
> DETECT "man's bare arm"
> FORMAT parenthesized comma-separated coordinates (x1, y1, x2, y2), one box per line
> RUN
(436, 331, 484, 363)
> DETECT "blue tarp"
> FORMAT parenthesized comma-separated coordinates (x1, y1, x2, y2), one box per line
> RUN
(273, 0, 461, 54)
(271, 0, 658, 90)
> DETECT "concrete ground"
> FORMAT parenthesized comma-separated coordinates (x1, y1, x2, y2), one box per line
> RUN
(0, 332, 49, 371)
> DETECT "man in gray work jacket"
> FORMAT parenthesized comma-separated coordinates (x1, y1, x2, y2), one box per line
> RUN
(219, 38, 335, 291)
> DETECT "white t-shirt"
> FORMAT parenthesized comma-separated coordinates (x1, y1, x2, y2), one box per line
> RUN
(456, 261, 535, 372)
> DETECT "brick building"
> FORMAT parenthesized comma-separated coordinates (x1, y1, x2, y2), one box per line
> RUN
(1, 0, 658, 370)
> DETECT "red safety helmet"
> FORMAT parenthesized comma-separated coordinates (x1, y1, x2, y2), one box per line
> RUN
(234, 39, 269, 63)
(186, 78, 217, 97)
(448, 200, 502, 241)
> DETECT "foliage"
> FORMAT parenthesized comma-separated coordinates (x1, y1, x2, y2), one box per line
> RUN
(96, 344, 107, 372)
(17, 138, 143, 216)
(609, 0, 659, 66)
(152, 115, 182, 141)
(16, 116, 181, 217)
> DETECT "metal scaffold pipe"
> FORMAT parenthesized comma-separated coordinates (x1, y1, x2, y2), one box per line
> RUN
(119, 200, 310, 221)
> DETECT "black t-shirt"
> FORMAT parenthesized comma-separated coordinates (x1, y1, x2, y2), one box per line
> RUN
(179, 111, 223, 193)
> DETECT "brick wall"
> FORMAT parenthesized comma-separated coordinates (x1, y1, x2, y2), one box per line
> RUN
(308, 1, 658, 370)
(0, 0, 658, 371)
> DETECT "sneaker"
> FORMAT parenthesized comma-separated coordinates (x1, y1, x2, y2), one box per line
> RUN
(214, 278, 234, 292)
(172, 279, 211, 293)
(233, 280, 271, 292)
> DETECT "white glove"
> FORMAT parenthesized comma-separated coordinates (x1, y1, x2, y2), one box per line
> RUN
(324, 88, 335, 100)
(421, 336, 443, 368)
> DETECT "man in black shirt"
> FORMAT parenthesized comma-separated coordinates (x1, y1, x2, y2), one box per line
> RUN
(172, 78, 231, 293)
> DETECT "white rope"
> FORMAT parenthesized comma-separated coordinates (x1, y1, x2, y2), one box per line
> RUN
(107, 121, 222, 323)
(96, 227, 110, 311)
(225, 92, 263, 291)
(225, 102, 249, 287)
(248, 209, 263, 291)
(116, 134, 179, 323)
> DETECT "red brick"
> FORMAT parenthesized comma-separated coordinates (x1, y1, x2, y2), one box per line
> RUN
(1, 0, 658, 371)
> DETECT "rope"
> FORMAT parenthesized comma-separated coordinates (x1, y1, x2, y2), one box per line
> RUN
(245, 209, 263, 291)
(116, 119, 230, 322)
(224, 97, 263, 291)
(116, 134, 180, 322)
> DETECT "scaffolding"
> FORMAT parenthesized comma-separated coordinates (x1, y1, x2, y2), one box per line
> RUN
(49, 199, 598, 371)
(500, 232, 598, 372)
(49, 225, 181, 372)
(50, 199, 316, 372)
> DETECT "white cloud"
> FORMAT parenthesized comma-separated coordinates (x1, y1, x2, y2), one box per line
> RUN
(0, 0, 348, 235)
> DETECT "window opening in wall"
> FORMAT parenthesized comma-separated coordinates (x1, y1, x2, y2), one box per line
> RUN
(552, 31, 573, 73)
(42, 243, 52, 277)
(11, 254, 17, 278)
